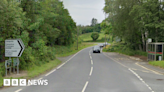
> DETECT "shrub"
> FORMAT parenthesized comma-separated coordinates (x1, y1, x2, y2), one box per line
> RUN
(91, 32, 99, 41)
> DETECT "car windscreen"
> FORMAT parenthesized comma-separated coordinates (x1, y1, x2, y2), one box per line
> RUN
(94, 46, 100, 50)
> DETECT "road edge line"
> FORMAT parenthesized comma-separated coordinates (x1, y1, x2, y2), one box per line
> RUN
(45, 46, 93, 76)
(135, 62, 163, 75)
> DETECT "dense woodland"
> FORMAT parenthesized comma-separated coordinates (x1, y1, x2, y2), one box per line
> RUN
(0, 0, 77, 74)
(103, 0, 164, 51)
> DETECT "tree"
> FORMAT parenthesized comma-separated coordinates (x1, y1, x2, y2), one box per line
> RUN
(91, 32, 99, 41)
(0, 0, 27, 62)
(91, 18, 98, 26)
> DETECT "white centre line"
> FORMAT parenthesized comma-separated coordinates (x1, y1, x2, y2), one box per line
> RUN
(91, 60, 93, 65)
(15, 89, 22, 92)
(90, 56, 92, 59)
(81, 81, 89, 92)
(89, 67, 93, 76)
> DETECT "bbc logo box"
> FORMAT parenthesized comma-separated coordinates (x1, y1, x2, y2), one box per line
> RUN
(3, 79, 10, 86)
(3, 79, 27, 86)
(3, 79, 48, 86)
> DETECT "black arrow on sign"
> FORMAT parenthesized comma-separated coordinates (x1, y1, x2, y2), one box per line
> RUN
(17, 40, 23, 57)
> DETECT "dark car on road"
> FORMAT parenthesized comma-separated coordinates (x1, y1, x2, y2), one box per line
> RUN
(93, 46, 101, 53)
(98, 43, 104, 48)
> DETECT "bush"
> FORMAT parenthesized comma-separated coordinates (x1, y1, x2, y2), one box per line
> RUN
(104, 43, 147, 56)
(91, 32, 99, 41)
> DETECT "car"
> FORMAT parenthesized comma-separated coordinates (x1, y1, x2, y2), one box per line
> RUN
(98, 43, 104, 48)
(93, 46, 101, 53)
(103, 42, 108, 46)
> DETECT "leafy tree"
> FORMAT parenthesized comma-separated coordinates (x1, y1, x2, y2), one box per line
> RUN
(91, 18, 98, 26)
(91, 32, 99, 41)
(0, 0, 77, 72)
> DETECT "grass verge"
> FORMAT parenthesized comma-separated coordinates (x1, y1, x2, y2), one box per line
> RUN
(149, 61, 164, 68)
(27, 59, 61, 78)
(0, 59, 61, 87)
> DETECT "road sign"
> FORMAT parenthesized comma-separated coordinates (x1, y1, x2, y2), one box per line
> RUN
(5, 39, 25, 57)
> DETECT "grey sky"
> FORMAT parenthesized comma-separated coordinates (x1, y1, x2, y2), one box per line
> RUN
(61, 0, 105, 26)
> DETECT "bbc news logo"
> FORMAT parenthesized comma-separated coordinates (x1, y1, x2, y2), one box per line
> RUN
(3, 79, 48, 86)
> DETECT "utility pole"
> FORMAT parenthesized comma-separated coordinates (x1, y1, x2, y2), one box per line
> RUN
(77, 28, 78, 50)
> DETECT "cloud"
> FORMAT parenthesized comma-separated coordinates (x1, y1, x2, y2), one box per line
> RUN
(61, 0, 105, 25)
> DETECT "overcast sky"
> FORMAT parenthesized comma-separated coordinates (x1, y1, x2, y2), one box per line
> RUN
(61, 0, 105, 26)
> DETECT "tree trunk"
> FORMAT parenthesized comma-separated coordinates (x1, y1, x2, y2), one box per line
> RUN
(141, 32, 146, 51)
(145, 31, 148, 52)
(139, 44, 142, 51)
(141, 17, 146, 51)
(155, 29, 158, 42)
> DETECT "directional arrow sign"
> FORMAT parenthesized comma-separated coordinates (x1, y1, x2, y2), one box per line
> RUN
(5, 39, 25, 57)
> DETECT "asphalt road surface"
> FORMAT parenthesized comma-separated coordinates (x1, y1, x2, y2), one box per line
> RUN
(1, 46, 164, 92)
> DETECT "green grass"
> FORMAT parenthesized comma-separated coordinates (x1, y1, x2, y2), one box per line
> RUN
(55, 42, 96, 57)
(79, 32, 111, 42)
(0, 59, 61, 87)
(149, 61, 164, 68)
(27, 59, 61, 78)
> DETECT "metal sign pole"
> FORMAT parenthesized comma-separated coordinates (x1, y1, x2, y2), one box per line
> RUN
(9, 57, 11, 74)
(17, 58, 19, 74)
(5, 60, 7, 76)
(13, 60, 15, 73)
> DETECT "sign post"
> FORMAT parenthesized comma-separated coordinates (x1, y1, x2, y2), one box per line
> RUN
(5, 39, 25, 75)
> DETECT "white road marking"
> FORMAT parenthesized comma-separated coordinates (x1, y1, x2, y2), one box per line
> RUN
(57, 63, 65, 69)
(15, 89, 22, 92)
(135, 62, 163, 75)
(81, 81, 89, 92)
(45, 47, 92, 77)
(89, 67, 93, 76)
(104, 53, 163, 76)
(45, 69, 56, 76)
(38, 77, 43, 80)
(129, 68, 154, 92)
(91, 60, 93, 65)
(90, 56, 92, 59)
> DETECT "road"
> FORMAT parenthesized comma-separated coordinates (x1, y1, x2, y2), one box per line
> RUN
(1, 46, 164, 92)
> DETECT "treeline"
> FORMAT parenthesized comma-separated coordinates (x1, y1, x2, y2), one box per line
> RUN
(103, 0, 164, 51)
(0, 0, 76, 74)
(77, 18, 101, 34)
(78, 24, 101, 34)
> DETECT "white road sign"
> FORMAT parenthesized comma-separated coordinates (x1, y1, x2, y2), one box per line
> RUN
(5, 39, 25, 57)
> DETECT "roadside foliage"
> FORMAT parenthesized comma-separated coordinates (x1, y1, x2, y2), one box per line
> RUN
(103, 0, 164, 51)
(0, 0, 77, 76)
